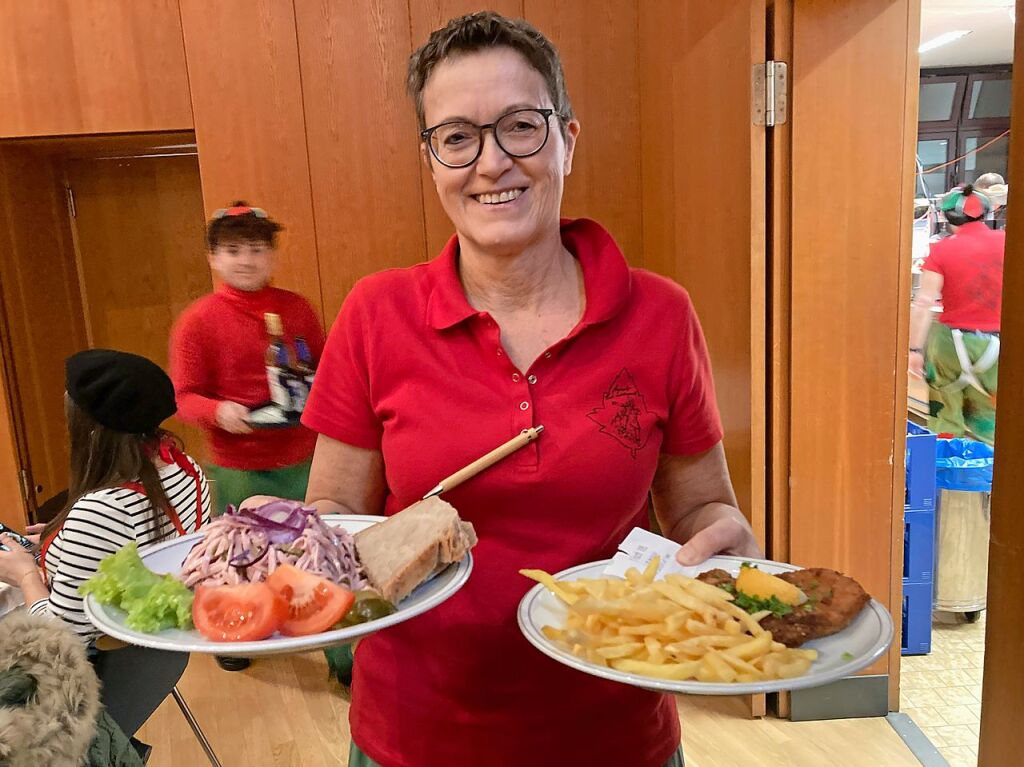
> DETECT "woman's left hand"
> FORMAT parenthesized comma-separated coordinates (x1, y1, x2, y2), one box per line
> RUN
(0, 535, 40, 587)
(676, 517, 762, 566)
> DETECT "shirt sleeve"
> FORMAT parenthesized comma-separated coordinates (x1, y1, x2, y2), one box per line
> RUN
(661, 290, 725, 456)
(169, 307, 221, 428)
(301, 280, 383, 449)
(36, 497, 133, 640)
(922, 240, 947, 276)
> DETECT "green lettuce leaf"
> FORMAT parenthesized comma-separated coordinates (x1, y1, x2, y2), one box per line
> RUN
(80, 543, 193, 632)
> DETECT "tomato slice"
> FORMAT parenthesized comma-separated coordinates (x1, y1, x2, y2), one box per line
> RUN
(192, 582, 287, 642)
(265, 565, 355, 636)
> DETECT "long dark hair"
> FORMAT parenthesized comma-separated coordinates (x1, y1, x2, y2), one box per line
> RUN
(42, 397, 183, 544)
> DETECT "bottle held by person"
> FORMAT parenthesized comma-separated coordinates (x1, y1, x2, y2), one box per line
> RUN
(264, 313, 292, 411)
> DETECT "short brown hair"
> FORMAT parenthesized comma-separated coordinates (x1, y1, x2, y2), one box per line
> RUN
(206, 201, 283, 250)
(407, 11, 573, 133)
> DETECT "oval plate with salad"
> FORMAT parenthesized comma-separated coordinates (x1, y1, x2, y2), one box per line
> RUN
(83, 504, 475, 657)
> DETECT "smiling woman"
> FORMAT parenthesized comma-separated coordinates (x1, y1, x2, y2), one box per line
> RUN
(298, 11, 759, 767)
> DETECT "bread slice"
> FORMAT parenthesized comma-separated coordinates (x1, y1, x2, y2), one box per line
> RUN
(354, 496, 477, 604)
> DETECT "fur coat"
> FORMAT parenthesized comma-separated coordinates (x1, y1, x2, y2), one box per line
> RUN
(0, 611, 100, 767)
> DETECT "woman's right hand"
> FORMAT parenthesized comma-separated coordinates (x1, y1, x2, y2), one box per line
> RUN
(216, 401, 254, 434)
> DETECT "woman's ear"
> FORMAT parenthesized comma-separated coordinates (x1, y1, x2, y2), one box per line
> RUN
(563, 119, 581, 176)
(421, 143, 435, 175)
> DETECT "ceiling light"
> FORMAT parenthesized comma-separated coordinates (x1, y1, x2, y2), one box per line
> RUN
(918, 30, 973, 53)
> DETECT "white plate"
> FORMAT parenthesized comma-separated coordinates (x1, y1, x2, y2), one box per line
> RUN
(84, 514, 472, 657)
(517, 555, 893, 696)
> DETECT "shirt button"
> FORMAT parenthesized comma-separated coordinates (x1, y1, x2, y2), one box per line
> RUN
(497, 349, 503, 356)
(512, 373, 520, 382)
(519, 401, 530, 411)
(544, 351, 552, 359)
(527, 374, 537, 384)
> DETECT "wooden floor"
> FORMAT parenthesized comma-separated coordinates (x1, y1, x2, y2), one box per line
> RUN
(139, 653, 923, 767)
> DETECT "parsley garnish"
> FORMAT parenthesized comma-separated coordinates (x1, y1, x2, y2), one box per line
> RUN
(732, 591, 793, 618)
(842, 652, 855, 661)
(716, 580, 793, 617)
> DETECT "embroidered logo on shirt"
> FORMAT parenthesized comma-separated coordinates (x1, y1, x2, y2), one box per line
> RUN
(588, 368, 657, 458)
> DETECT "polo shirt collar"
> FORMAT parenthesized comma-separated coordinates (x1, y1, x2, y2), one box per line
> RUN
(426, 218, 631, 330)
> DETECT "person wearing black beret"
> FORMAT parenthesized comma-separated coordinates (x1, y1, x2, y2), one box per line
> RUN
(0, 349, 210, 645)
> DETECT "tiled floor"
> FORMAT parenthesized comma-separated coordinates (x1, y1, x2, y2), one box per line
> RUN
(901, 612, 986, 767)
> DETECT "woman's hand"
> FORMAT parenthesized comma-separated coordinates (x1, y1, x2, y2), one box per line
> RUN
(675, 516, 762, 566)
(239, 495, 284, 509)
(25, 523, 45, 547)
(0, 535, 41, 587)
(216, 401, 253, 434)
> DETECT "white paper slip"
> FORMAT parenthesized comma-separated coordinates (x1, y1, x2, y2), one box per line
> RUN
(603, 527, 715, 580)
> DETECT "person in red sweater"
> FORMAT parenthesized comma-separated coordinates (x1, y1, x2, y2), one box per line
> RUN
(169, 203, 325, 515)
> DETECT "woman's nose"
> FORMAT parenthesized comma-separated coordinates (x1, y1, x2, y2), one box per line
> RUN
(475, 131, 514, 177)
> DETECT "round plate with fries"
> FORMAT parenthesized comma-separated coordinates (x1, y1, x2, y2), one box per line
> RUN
(517, 555, 893, 695)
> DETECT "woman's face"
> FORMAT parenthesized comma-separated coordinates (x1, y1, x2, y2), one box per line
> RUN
(421, 47, 580, 256)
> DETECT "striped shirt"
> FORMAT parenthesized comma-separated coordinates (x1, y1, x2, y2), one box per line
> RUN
(28, 457, 210, 642)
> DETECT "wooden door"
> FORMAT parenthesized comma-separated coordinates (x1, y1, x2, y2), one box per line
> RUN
(63, 154, 210, 459)
(978, 4, 1024, 761)
(0, 145, 87, 520)
(784, 0, 921, 708)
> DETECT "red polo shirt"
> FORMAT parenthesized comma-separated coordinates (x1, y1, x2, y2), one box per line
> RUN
(303, 219, 723, 767)
(923, 221, 1005, 332)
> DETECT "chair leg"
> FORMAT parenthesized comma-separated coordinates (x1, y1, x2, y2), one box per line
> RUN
(170, 687, 223, 767)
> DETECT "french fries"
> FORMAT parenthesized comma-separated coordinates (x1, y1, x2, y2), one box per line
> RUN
(522, 557, 817, 684)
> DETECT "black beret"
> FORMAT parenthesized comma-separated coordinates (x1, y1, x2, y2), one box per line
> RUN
(65, 349, 176, 434)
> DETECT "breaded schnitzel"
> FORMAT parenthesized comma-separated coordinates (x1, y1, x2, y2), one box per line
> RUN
(697, 567, 870, 647)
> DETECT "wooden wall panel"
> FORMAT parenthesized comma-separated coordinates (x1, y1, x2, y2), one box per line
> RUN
(525, 0, 642, 266)
(789, 0, 919, 679)
(0, 148, 87, 515)
(294, 0, 427, 320)
(408, 0, 525, 258)
(0, 337, 25, 530)
(639, 2, 766, 534)
(978, 3, 1024, 760)
(0, 0, 192, 137)
(178, 0, 324, 320)
(64, 155, 211, 460)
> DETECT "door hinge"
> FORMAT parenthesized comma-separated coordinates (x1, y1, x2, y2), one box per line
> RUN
(65, 185, 76, 218)
(753, 61, 788, 127)
(18, 469, 32, 505)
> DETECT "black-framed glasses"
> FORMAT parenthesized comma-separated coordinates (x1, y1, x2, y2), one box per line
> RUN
(420, 108, 558, 169)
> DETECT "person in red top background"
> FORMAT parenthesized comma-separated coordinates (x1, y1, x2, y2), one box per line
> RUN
(171, 203, 325, 511)
(299, 12, 760, 767)
(910, 184, 1005, 444)
(169, 204, 325, 674)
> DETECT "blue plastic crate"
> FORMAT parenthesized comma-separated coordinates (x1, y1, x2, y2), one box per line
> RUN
(903, 509, 936, 583)
(902, 580, 933, 655)
(906, 422, 937, 511)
